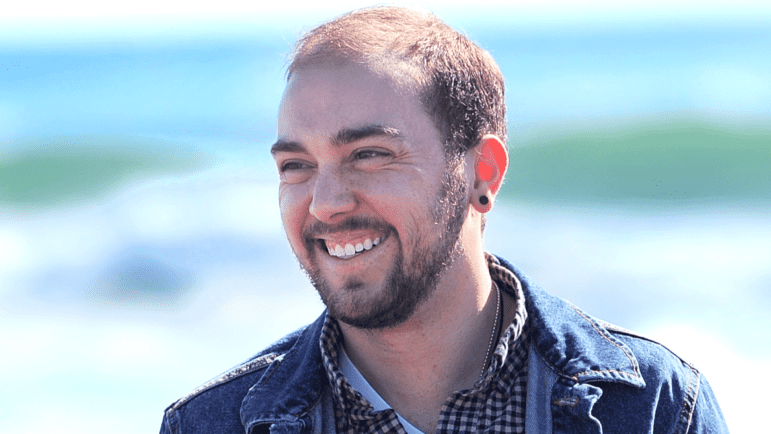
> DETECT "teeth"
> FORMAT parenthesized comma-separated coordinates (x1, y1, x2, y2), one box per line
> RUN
(327, 237, 383, 257)
(344, 244, 355, 255)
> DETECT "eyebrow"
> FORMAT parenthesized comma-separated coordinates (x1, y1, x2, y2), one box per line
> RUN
(270, 124, 403, 155)
(331, 124, 403, 147)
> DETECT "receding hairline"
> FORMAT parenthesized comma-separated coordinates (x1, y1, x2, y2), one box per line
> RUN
(284, 5, 508, 158)
(287, 54, 424, 103)
(285, 6, 447, 78)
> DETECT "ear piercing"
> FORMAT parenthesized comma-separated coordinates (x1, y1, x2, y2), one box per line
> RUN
(479, 195, 489, 205)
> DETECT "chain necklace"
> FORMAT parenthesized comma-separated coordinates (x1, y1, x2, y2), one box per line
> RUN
(480, 281, 502, 380)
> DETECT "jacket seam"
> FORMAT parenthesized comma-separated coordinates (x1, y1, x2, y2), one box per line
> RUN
(572, 368, 643, 379)
(242, 319, 326, 431)
(251, 323, 311, 391)
(675, 363, 701, 434)
(250, 354, 284, 389)
(164, 405, 180, 434)
(570, 304, 642, 380)
(599, 319, 698, 371)
(171, 353, 280, 410)
(294, 379, 327, 432)
(531, 338, 580, 383)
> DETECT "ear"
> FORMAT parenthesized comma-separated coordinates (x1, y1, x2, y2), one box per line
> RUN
(471, 134, 508, 213)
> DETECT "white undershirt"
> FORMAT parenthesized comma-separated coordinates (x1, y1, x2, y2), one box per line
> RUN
(339, 347, 425, 434)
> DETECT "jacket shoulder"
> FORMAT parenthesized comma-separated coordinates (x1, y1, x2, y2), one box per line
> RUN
(597, 319, 700, 390)
(596, 319, 692, 369)
(160, 325, 308, 434)
(490, 253, 727, 432)
(171, 325, 306, 410)
(592, 320, 727, 433)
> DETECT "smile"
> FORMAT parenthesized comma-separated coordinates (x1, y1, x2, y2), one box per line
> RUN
(323, 235, 384, 260)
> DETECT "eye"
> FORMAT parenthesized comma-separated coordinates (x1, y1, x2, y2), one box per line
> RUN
(280, 160, 310, 172)
(277, 159, 314, 183)
(353, 148, 391, 160)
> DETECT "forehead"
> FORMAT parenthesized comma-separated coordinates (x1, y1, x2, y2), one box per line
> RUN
(277, 61, 439, 147)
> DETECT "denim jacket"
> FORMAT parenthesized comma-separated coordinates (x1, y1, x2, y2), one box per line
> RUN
(160, 255, 728, 434)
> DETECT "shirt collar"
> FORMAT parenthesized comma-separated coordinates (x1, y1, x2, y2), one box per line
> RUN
(484, 253, 529, 387)
(319, 315, 378, 422)
(318, 253, 530, 425)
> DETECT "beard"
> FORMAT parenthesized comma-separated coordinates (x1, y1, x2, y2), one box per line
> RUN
(297, 156, 469, 329)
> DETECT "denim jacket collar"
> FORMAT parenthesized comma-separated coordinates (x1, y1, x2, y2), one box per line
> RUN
(240, 255, 645, 431)
(240, 313, 329, 433)
(493, 255, 645, 389)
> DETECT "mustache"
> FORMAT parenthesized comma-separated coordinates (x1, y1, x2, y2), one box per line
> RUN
(302, 216, 393, 241)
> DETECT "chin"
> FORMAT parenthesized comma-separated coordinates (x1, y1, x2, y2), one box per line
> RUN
(313, 252, 436, 330)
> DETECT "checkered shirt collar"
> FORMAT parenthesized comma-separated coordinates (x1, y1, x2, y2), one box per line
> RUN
(319, 253, 529, 433)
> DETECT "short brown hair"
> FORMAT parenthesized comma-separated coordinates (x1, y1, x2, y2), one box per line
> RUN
(287, 6, 507, 159)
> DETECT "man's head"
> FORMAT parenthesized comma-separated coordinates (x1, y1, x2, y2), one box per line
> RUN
(273, 7, 509, 329)
(287, 6, 507, 162)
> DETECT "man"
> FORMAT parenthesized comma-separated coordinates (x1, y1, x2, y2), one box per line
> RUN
(160, 7, 728, 434)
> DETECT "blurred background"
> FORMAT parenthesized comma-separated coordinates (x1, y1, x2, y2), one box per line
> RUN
(1, 1, 769, 432)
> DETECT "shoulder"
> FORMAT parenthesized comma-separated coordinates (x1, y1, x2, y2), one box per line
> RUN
(596, 318, 701, 398)
(159, 325, 308, 434)
(489, 253, 728, 432)
(173, 325, 304, 408)
(590, 320, 728, 433)
(494, 252, 701, 389)
(597, 318, 698, 382)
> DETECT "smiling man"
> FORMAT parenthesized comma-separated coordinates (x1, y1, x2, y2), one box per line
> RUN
(160, 7, 728, 434)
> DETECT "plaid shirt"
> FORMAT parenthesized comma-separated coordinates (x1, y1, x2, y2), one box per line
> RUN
(319, 254, 529, 434)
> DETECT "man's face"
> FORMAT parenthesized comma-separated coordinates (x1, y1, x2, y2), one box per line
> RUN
(273, 61, 469, 329)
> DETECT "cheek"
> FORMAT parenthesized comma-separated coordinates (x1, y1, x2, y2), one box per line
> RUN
(369, 182, 432, 235)
(279, 185, 312, 246)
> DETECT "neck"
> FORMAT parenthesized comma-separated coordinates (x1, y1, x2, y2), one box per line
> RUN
(339, 234, 497, 432)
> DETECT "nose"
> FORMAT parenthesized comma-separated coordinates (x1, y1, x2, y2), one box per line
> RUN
(309, 168, 357, 222)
